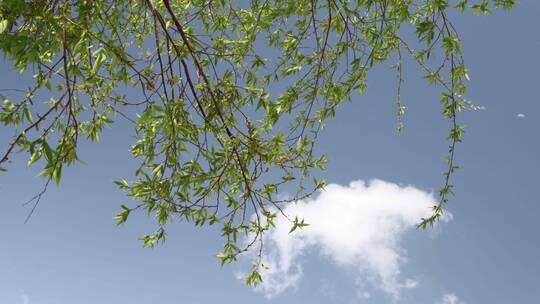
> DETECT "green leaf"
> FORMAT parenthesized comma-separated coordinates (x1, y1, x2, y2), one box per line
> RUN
(114, 205, 130, 225)
(92, 50, 106, 74)
(23, 106, 33, 123)
(0, 20, 8, 34)
(42, 140, 53, 162)
(52, 165, 62, 184)
(113, 179, 129, 189)
(289, 216, 310, 234)
(27, 149, 42, 166)
(245, 270, 263, 287)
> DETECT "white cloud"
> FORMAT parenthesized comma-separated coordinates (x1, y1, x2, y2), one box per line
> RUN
(517, 113, 525, 118)
(436, 293, 465, 304)
(20, 293, 30, 304)
(242, 179, 450, 299)
(357, 290, 371, 300)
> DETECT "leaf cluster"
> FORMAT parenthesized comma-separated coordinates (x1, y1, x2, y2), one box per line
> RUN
(0, 0, 515, 285)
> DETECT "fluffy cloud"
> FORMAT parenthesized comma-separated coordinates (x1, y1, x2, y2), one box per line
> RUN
(436, 293, 465, 304)
(20, 293, 30, 304)
(243, 179, 450, 299)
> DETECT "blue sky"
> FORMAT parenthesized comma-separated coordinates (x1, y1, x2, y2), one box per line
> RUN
(1, 1, 539, 303)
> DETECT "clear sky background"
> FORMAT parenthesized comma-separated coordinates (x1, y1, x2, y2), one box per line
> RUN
(1, 1, 539, 304)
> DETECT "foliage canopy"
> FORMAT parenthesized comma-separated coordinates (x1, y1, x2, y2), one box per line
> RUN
(0, 0, 514, 285)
